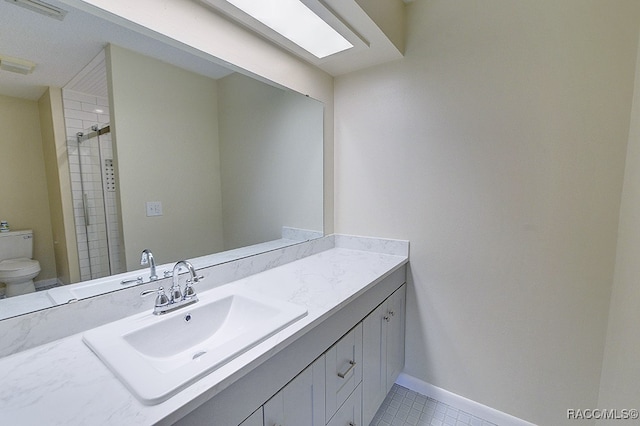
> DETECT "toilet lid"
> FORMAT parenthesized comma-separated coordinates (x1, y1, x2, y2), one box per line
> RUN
(0, 258, 41, 275)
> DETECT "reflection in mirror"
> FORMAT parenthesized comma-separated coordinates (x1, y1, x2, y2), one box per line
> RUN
(0, 0, 323, 320)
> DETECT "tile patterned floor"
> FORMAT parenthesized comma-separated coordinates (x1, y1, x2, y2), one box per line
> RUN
(370, 384, 498, 426)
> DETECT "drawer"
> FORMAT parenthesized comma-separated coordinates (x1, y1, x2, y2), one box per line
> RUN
(326, 383, 362, 426)
(325, 323, 362, 421)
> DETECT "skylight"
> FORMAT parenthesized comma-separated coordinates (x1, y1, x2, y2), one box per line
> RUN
(224, 0, 353, 58)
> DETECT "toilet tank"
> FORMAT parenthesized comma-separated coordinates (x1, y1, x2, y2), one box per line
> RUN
(0, 230, 34, 261)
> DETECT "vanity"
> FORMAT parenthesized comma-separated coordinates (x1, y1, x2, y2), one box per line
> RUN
(0, 234, 408, 425)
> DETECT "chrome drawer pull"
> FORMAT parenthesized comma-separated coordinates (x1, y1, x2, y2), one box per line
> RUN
(349, 422, 356, 426)
(337, 360, 356, 378)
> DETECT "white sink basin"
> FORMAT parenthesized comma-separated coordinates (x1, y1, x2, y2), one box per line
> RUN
(83, 285, 307, 405)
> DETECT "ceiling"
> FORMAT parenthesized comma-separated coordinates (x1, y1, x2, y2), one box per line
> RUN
(0, 0, 233, 100)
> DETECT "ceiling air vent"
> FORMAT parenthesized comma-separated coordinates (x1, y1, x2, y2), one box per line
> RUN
(0, 54, 36, 75)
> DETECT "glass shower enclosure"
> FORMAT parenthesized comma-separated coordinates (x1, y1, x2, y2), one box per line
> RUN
(70, 124, 124, 280)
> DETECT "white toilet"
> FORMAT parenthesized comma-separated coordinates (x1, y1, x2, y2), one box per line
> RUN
(0, 230, 41, 297)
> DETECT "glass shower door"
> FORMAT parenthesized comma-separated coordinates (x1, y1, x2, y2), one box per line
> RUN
(72, 124, 124, 280)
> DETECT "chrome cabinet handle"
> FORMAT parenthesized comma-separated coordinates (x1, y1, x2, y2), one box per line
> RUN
(337, 360, 356, 378)
(388, 310, 395, 316)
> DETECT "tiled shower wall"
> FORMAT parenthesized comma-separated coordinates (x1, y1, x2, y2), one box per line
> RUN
(62, 89, 124, 281)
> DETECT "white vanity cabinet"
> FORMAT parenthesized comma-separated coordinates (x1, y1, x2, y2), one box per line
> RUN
(237, 285, 405, 426)
(362, 285, 406, 426)
(261, 324, 363, 426)
(174, 270, 407, 426)
(263, 357, 326, 426)
(252, 285, 404, 426)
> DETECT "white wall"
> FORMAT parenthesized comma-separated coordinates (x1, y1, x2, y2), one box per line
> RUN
(108, 44, 224, 270)
(218, 73, 324, 250)
(334, 1, 640, 424)
(597, 25, 640, 421)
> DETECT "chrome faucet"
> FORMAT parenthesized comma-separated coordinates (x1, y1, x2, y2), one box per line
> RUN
(141, 260, 203, 315)
(171, 260, 201, 302)
(140, 249, 158, 281)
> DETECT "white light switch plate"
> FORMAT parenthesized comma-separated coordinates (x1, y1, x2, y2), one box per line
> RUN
(146, 201, 163, 217)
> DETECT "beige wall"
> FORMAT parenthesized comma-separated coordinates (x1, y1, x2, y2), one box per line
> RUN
(107, 45, 224, 271)
(0, 94, 56, 281)
(334, 1, 640, 424)
(38, 88, 80, 285)
(218, 73, 324, 250)
(597, 25, 640, 420)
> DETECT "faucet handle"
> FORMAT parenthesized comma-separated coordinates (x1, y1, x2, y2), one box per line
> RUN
(121, 276, 143, 285)
(141, 286, 170, 308)
(183, 275, 203, 300)
(183, 283, 196, 300)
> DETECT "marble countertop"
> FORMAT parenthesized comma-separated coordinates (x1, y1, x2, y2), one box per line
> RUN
(1, 234, 319, 321)
(0, 239, 408, 425)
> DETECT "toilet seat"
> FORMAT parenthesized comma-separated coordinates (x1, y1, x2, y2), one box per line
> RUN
(0, 258, 41, 279)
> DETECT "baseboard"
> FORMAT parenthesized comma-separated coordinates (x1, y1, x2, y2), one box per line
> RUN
(395, 373, 537, 426)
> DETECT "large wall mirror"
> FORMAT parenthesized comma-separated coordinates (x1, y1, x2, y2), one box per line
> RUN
(0, 0, 324, 320)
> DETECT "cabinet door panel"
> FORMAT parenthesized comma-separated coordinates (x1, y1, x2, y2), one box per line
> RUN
(264, 357, 325, 426)
(362, 302, 387, 426)
(386, 285, 406, 392)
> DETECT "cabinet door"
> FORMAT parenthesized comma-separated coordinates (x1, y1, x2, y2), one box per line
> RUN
(326, 384, 362, 426)
(325, 323, 363, 421)
(239, 407, 263, 426)
(385, 285, 406, 392)
(362, 302, 387, 426)
(263, 356, 325, 426)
